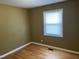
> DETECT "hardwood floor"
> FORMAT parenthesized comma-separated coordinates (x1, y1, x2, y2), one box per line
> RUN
(2, 44, 79, 59)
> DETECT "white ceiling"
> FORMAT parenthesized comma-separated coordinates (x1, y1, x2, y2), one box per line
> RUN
(0, 0, 66, 8)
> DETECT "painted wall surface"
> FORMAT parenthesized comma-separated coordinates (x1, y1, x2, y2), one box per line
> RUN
(30, 1, 79, 52)
(0, 5, 30, 55)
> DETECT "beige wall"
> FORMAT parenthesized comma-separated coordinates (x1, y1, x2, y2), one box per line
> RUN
(30, 1, 79, 52)
(0, 5, 30, 55)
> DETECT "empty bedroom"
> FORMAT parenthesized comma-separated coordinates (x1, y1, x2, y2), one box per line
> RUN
(0, 0, 79, 59)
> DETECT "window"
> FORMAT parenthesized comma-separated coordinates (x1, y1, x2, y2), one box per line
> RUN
(43, 8, 63, 37)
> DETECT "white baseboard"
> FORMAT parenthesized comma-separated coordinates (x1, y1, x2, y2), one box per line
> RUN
(31, 42, 79, 55)
(0, 42, 79, 59)
(0, 42, 32, 59)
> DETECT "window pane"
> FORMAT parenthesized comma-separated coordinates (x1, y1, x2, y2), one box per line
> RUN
(44, 9, 63, 24)
(44, 24, 63, 37)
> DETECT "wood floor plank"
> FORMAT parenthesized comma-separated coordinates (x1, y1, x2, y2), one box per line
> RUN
(2, 44, 79, 59)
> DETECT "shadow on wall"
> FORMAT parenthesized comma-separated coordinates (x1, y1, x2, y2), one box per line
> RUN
(30, 0, 79, 52)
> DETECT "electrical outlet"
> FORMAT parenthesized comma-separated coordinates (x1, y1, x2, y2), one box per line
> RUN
(41, 40, 43, 43)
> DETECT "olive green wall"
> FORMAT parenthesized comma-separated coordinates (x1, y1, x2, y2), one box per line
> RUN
(76, 1, 79, 44)
(30, 1, 79, 52)
(0, 5, 30, 55)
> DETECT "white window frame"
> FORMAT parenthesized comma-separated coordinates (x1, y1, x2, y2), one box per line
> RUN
(43, 8, 63, 37)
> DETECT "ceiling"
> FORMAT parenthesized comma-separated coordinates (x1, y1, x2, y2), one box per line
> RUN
(0, 0, 66, 8)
